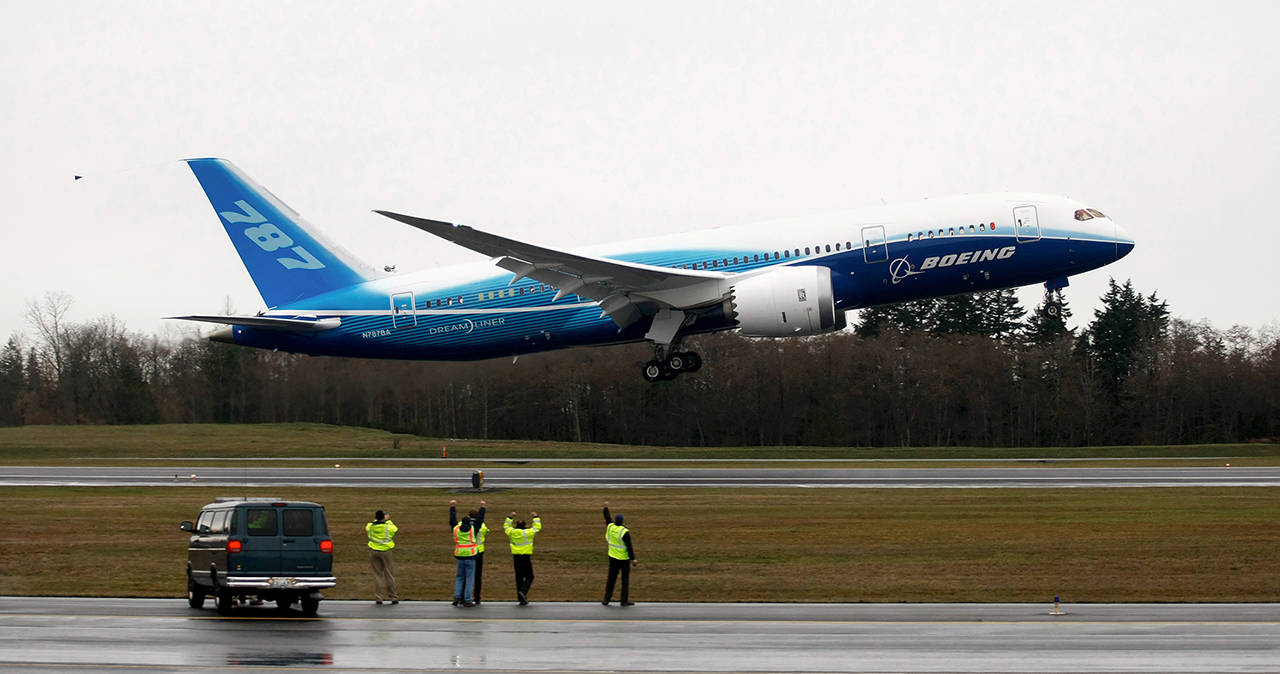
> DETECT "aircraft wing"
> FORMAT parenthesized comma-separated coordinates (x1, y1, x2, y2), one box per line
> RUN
(374, 210, 730, 328)
(168, 315, 342, 331)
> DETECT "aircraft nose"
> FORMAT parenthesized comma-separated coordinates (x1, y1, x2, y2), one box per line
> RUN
(1113, 220, 1135, 260)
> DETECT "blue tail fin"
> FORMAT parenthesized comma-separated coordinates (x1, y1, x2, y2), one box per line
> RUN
(186, 158, 371, 307)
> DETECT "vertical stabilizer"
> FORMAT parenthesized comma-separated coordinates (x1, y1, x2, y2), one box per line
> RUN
(186, 158, 372, 307)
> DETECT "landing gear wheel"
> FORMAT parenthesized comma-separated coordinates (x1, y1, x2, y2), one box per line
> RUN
(187, 577, 205, 609)
(215, 588, 234, 615)
(642, 360, 665, 383)
(665, 353, 686, 372)
(681, 351, 702, 373)
(1045, 302, 1061, 318)
(300, 596, 320, 616)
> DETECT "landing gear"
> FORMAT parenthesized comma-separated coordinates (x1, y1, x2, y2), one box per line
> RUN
(1043, 287, 1064, 318)
(641, 345, 703, 382)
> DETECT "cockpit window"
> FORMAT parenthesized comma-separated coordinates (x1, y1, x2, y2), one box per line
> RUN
(1087, 208, 1106, 218)
(1074, 209, 1094, 221)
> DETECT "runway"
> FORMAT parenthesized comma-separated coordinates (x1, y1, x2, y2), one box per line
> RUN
(1, 465, 1278, 488)
(0, 598, 1276, 672)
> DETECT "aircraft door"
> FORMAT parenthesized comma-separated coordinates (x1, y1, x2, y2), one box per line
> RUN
(1014, 205, 1040, 242)
(861, 225, 888, 263)
(391, 292, 416, 328)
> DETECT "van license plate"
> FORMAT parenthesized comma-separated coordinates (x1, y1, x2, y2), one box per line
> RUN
(269, 578, 296, 588)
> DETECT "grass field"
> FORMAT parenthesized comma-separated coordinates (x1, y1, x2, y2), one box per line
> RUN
(0, 423, 1277, 465)
(1, 486, 1277, 603)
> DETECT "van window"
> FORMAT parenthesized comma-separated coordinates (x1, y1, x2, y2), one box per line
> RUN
(196, 511, 214, 532)
(246, 509, 278, 536)
(283, 509, 314, 537)
(211, 511, 229, 534)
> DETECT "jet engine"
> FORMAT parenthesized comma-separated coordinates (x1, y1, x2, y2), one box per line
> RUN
(729, 266, 846, 337)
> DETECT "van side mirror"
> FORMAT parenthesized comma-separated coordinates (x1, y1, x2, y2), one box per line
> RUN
(179, 521, 194, 532)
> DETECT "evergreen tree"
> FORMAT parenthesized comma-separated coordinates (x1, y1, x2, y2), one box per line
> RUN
(0, 337, 23, 425)
(930, 290, 1023, 341)
(1085, 278, 1170, 386)
(1025, 289, 1074, 347)
(930, 294, 983, 336)
(854, 299, 936, 337)
(976, 289, 1025, 343)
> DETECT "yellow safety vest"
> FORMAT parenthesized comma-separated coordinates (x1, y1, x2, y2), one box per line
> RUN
(453, 523, 479, 557)
(366, 520, 397, 551)
(606, 523, 630, 560)
(504, 516, 542, 555)
(476, 521, 490, 554)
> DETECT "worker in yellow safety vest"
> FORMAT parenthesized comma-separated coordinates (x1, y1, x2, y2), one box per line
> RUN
(504, 511, 543, 605)
(450, 499, 482, 606)
(365, 510, 399, 605)
(601, 501, 637, 606)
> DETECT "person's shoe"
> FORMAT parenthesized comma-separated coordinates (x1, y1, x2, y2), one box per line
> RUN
(375, 600, 383, 605)
(517, 591, 526, 603)
(452, 599, 460, 606)
(621, 601, 635, 607)
(463, 602, 475, 607)
(519, 598, 528, 606)
(390, 600, 399, 605)
(601, 600, 610, 606)
(473, 600, 481, 606)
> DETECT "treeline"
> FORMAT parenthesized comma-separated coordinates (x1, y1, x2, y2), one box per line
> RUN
(3, 281, 1278, 446)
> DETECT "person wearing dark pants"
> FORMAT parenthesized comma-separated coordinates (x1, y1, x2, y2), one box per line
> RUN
(450, 500, 486, 604)
(601, 501, 637, 606)
(504, 511, 542, 604)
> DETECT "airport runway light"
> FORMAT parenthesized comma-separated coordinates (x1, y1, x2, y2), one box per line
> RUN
(1050, 595, 1065, 615)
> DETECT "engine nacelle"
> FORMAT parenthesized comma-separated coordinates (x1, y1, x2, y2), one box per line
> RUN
(730, 266, 846, 337)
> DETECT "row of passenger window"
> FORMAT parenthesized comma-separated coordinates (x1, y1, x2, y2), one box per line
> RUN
(906, 222, 998, 242)
(426, 283, 561, 308)
(674, 240, 859, 271)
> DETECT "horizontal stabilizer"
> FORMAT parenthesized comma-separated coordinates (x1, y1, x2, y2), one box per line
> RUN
(168, 315, 341, 332)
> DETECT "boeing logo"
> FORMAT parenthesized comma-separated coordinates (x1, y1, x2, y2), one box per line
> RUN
(889, 257, 925, 285)
(890, 246, 1017, 284)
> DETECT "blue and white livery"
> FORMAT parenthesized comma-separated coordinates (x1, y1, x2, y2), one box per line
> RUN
(172, 159, 1135, 381)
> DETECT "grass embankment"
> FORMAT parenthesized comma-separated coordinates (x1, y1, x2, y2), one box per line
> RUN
(1, 486, 1277, 603)
(0, 424, 1276, 466)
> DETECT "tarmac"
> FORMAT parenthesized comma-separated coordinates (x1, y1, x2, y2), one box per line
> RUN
(1, 597, 1277, 672)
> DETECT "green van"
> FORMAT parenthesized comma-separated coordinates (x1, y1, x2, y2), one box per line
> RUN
(181, 498, 336, 615)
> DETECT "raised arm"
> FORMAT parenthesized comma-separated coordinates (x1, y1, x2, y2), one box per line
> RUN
(449, 499, 458, 528)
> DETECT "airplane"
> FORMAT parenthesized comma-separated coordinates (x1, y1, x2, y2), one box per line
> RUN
(171, 158, 1134, 382)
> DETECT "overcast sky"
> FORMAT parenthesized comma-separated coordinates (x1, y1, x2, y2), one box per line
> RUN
(3, 1, 1277, 344)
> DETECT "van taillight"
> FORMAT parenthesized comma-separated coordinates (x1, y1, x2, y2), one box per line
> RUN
(320, 540, 333, 553)
(227, 539, 242, 553)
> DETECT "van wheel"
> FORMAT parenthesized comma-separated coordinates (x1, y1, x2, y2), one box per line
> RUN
(215, 588, 235, 614)
(187, 577, 205, 609)
(300, 596, 320, 616)
(277, 596, 295, 611)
